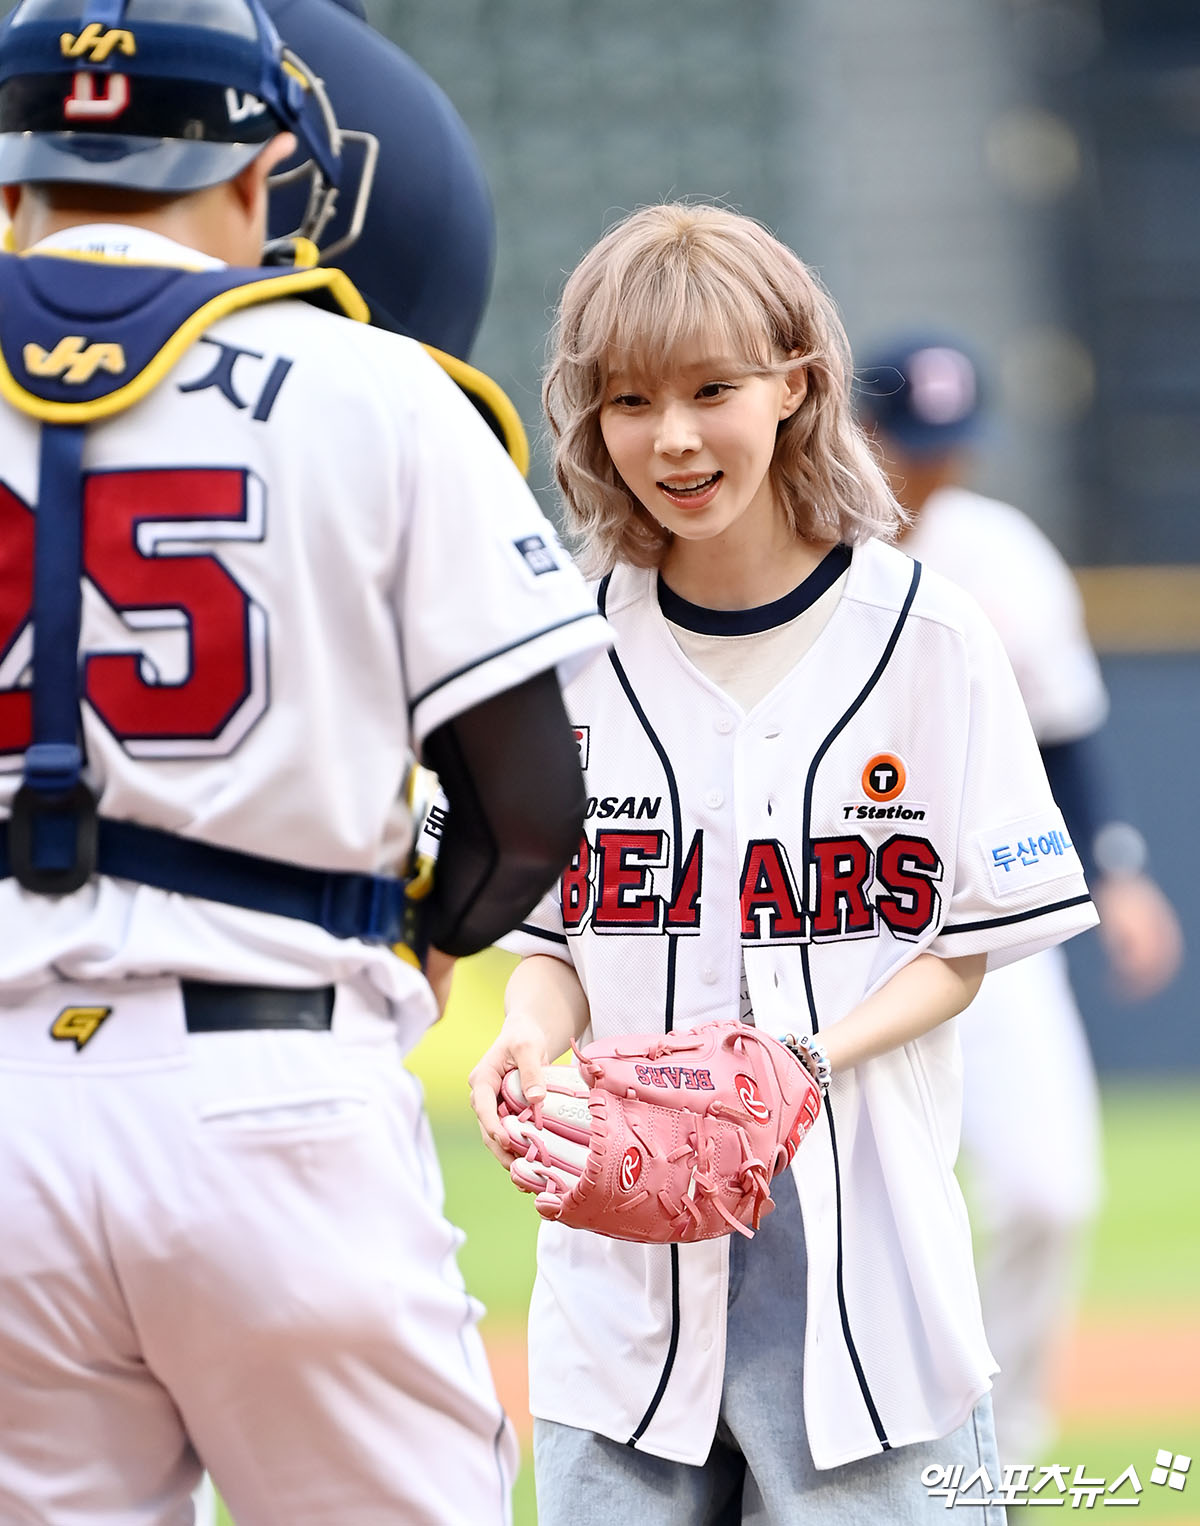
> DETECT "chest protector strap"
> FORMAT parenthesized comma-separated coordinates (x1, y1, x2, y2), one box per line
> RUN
(0, 249, 415, 949)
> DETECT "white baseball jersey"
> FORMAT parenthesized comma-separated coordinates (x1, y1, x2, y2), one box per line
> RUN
(506, 537, 1096, 1470)
(0, 225, 610, 1046)
(901, 486, 1107, 745)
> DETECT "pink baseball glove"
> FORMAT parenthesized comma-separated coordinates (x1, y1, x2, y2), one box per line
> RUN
(497, 1019, 822, 1243)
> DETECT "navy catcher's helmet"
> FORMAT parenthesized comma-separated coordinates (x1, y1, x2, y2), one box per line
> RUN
(261, 0, 494, 357)
(0, 0, 376, 254)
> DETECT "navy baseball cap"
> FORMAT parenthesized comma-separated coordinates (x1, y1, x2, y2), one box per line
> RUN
(857, 337, 984, 455)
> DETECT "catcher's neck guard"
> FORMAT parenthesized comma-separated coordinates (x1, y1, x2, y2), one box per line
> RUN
(0, 243, 368, 423)
(422, 344, 530, 476)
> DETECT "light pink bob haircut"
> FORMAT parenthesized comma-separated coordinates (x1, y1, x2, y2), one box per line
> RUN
(544, 203, 903, 575)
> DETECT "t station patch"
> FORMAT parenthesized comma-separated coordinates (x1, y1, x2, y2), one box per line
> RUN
(861, 753, 907, 802)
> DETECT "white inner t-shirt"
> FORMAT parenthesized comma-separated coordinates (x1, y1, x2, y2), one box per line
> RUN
(660, 542, 851, 713)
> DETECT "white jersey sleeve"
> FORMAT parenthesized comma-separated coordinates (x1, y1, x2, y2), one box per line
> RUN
(904, 488, 1107, 744)
(928, 593, 1096, 969)
(388, 345, 610, 746)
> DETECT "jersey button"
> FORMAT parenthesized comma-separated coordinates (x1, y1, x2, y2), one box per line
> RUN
(704, 788, 724, 809)
(701, 967, 719, 985)
(715, 715, 734, 734)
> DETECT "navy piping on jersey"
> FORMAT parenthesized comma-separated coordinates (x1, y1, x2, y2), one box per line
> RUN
(595, 571, 687, 1448)
(796, 554, 924, 1452)
(516, 922, 568, 946)
(656, 542, 851, 636)
(940, 893, 1092, 937)
(406, 611, 598, 717)
(596, 573, 686, 936)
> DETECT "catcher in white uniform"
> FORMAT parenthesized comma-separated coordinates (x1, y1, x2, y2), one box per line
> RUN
(470, 205, 1098, 1524)
(858, 337, 1183, 1463)
(0, 2, 611, 1522)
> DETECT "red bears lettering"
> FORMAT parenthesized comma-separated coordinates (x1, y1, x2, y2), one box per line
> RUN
(664, 829, 703, 931)
(876, 834, 943, 938)
(808, 836, 874, 937)
(739, 840, 809, 941)
(563, 828, 942, 943)
(561, 835, 594, 930)
(593, 830, 667, 930)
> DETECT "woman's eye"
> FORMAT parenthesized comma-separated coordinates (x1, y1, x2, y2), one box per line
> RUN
(696, 382, 731, 399)
(609, 394, 645, 408)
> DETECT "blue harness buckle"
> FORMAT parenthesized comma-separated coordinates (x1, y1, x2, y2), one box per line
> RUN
(9, 744, 98, 895)
(318, 871, 408, 944)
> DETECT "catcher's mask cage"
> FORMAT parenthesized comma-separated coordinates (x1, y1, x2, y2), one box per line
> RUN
(0, 0, 377, 262)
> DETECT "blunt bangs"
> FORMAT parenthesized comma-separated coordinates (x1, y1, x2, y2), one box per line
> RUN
(589, 256, 779, 392)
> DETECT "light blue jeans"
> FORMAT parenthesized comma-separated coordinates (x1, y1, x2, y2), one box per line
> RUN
(534, 1174, 1006, 1525)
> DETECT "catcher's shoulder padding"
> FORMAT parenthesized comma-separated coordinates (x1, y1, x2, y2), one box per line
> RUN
(498, 1018, 822, 1244)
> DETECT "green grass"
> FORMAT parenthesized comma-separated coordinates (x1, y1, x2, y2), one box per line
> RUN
(437, 1121, 541, 1323)
(1014, 1426, 1199, 1522)
(1086, 1083, 1200, 1310)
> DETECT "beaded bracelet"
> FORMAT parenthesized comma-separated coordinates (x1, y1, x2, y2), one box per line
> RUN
(782, 1032, 832, 1094)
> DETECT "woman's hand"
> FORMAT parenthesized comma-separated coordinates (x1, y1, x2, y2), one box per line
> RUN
(469, 1010, 554, 1167)
(470, 953, 592, 1166)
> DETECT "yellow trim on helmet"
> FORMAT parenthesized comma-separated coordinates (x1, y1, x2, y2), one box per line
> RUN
(0, 260, 369, 424)
(421, 343, 531, 478)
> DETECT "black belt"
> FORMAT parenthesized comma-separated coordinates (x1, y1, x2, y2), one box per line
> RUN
(181, 981, 335, 1033)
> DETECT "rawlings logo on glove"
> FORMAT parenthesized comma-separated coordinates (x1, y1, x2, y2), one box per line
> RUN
(497, 1019, 823, 1244)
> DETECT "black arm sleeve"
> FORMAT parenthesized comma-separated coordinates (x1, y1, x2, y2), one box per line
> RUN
(1040, 733, 1112, 884)
(420, 670, 586, 958)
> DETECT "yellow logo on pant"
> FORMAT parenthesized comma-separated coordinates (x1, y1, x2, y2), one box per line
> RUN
(50, 1006, 112, 1050)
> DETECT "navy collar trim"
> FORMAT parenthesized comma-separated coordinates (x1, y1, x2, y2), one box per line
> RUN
(657, 542, 852, 636)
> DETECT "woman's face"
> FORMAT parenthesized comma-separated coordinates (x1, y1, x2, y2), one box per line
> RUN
(599, 341, 806, 552)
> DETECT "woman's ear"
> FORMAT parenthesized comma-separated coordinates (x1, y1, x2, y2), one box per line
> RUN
(779, 356, 808, 420)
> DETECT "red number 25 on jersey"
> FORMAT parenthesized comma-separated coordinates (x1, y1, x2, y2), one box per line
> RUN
(0, 466, 268, 759)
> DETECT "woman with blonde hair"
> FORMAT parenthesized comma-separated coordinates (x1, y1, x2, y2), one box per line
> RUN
(471, 204, 1095, 1522)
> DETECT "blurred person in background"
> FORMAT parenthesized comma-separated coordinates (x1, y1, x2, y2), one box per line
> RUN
(858, 337, 1184, 1465)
